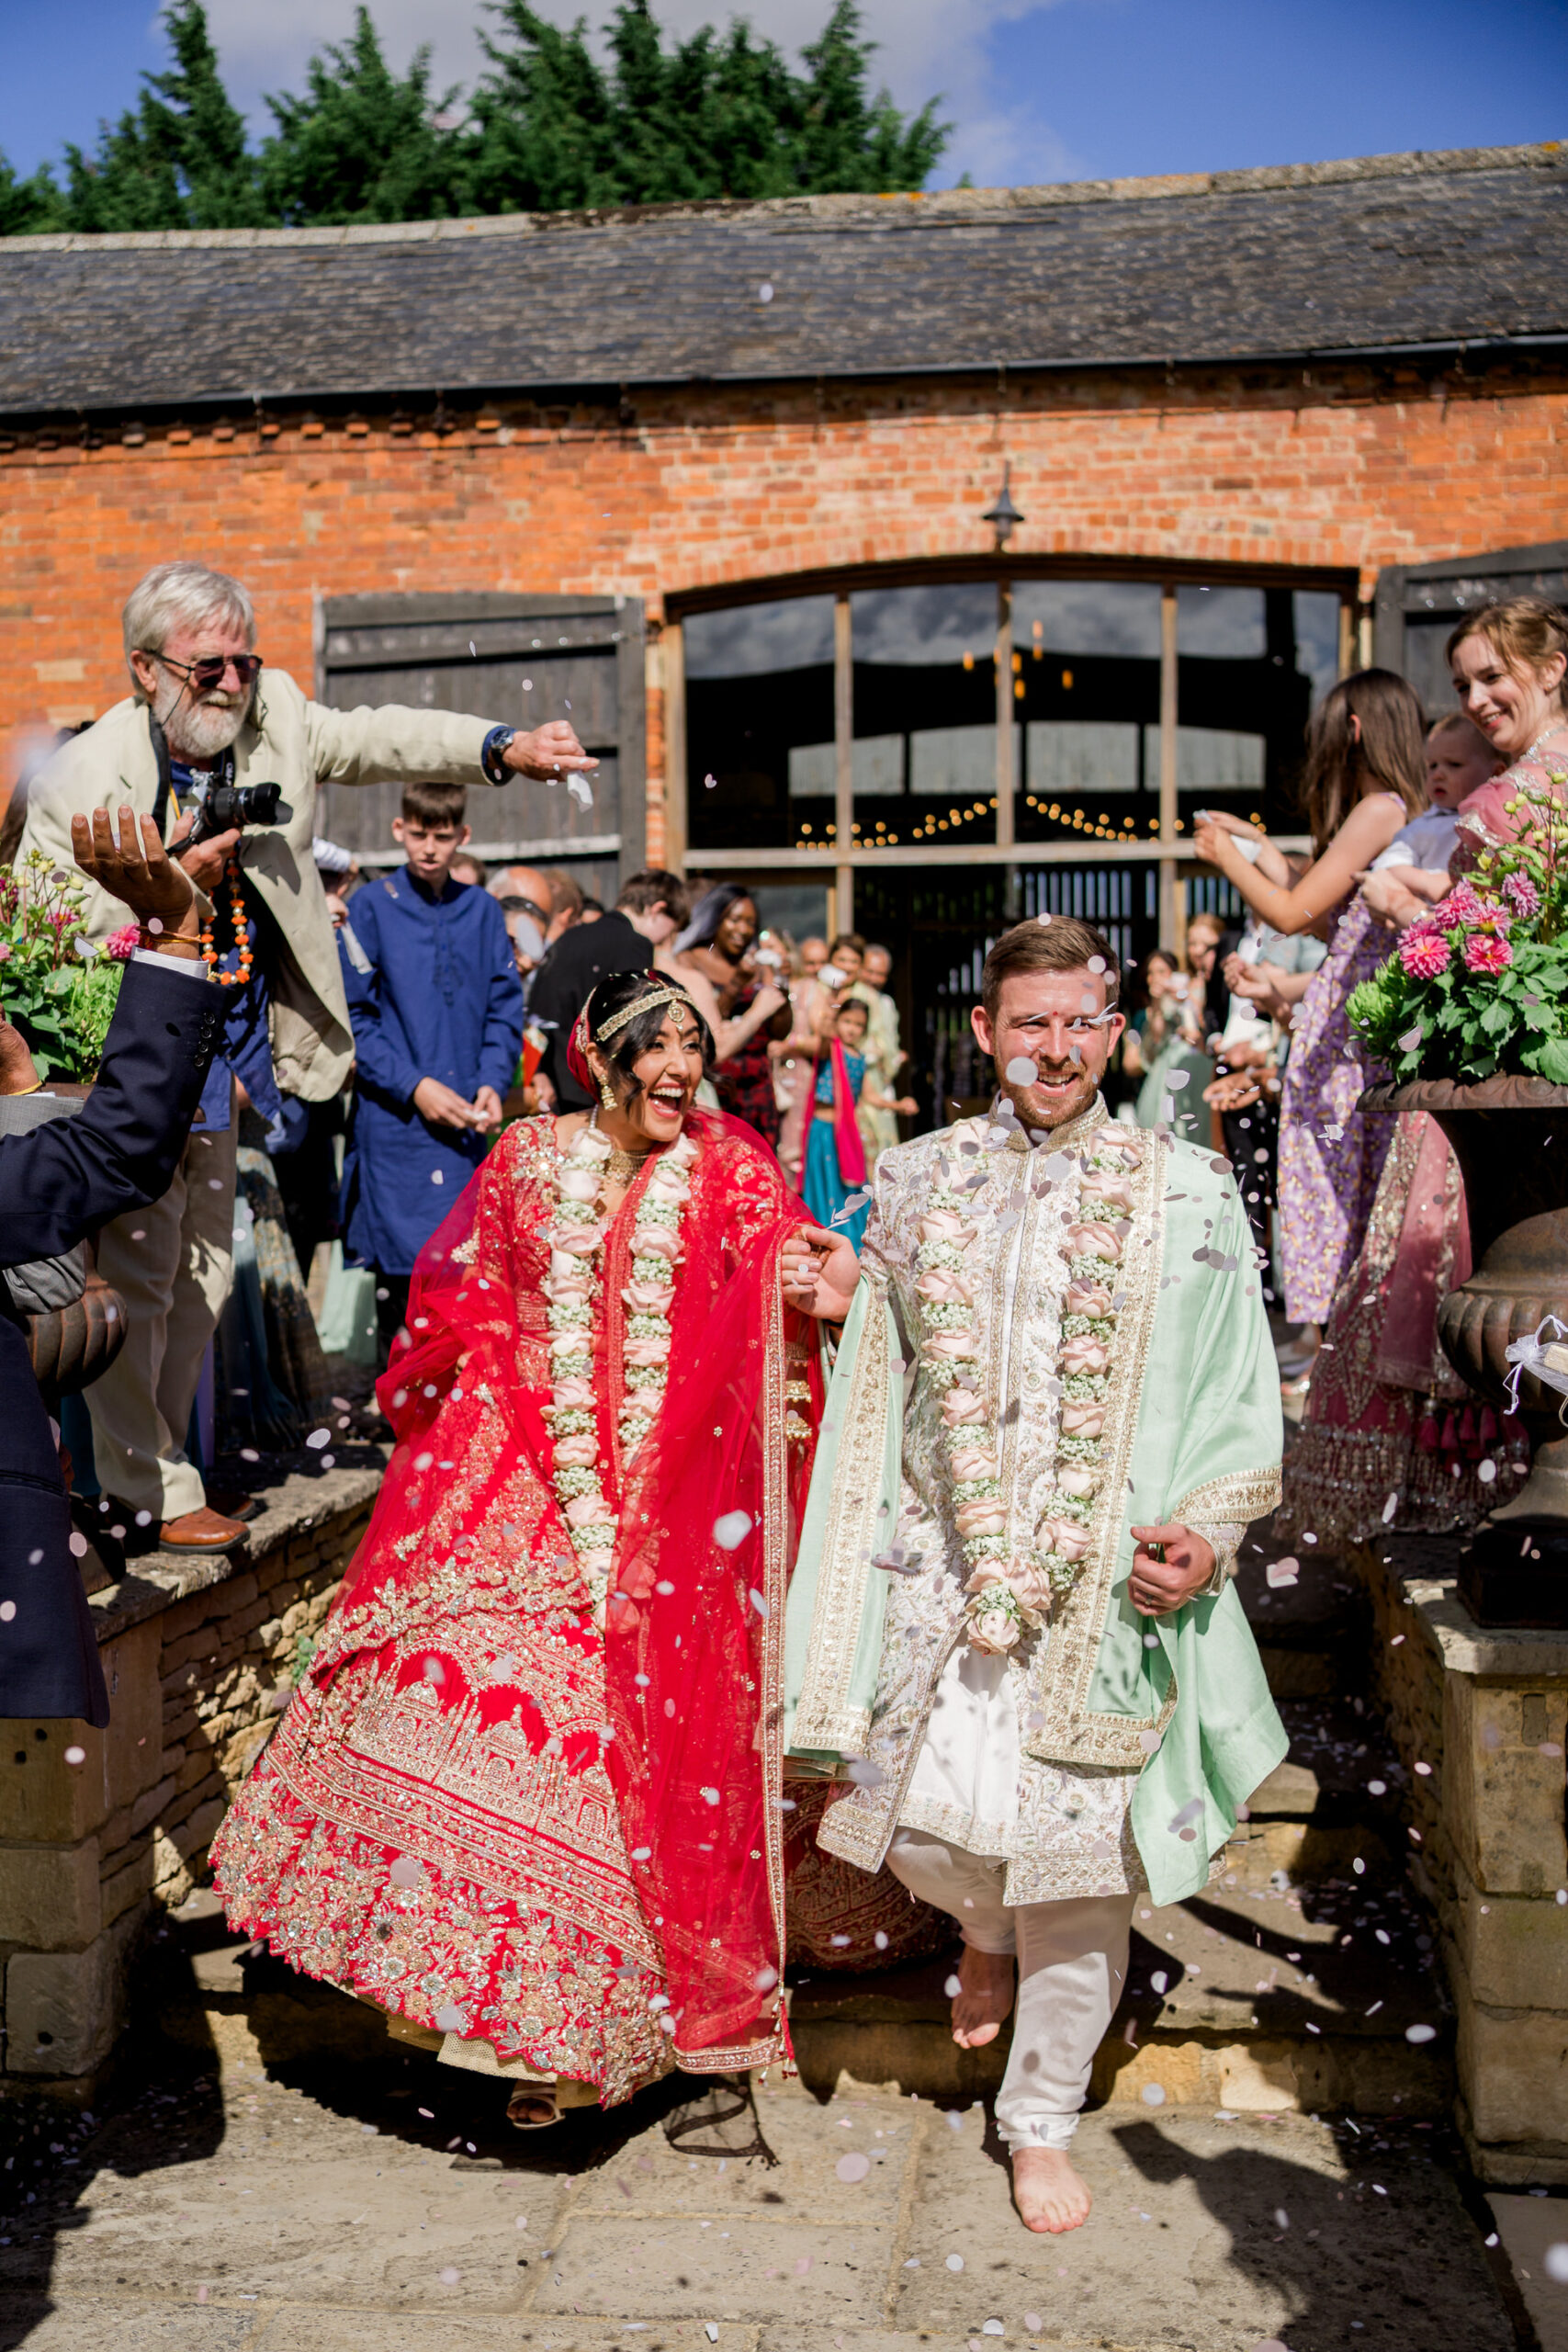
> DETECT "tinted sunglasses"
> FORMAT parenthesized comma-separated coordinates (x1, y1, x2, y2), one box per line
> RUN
(143, 649, 264, 692)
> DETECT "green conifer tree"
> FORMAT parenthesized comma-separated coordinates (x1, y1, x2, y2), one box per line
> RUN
(57, 0, 263, 233)
(259, 7, 468, 226)
(0, 156, 65, 237)
(0, 0, 951, 236)
(464, 0, 949, 214)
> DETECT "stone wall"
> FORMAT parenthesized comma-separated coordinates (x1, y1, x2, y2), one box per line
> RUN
(0, 1464, 378, 2093)
(1352, 1540, 1568, 2184)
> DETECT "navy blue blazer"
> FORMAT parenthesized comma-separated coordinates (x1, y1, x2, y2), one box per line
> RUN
(0, 956, 220, 1725)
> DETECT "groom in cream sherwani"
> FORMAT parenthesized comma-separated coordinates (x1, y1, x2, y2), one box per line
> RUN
(784, 914, 1285, 2236)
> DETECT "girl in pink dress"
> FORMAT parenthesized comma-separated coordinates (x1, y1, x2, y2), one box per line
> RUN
(1192, 669, 1428, 1330)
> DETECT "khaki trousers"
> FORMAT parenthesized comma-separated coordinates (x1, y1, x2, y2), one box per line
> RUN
(87, 1108, 237, 1521)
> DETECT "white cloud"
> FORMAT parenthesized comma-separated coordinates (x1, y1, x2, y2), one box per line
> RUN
(204, 0, 1084, 187)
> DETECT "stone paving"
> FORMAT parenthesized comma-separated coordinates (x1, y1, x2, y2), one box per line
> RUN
(0, 2033, 1528, 2351)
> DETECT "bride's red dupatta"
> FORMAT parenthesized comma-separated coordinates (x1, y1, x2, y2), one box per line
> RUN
(316, 1111, 822, 2075)
(604, 1112, 822, 2074)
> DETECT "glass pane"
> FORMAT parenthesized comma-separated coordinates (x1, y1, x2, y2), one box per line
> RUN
(686, 595, 835, 851)
(1012, 581, 1163, 846)
(852, 583, 997, 665)
(1176, 584, 1266, 659)
(1293, 591, 1342, 707)
(1014, 580, 1163, 660)
(685, 596, 834, 677)
(1178, 583, 1315, 837)
(844, 585, 998, 854)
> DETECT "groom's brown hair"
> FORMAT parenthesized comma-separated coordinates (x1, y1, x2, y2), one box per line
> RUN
(980, 916, 1122, 1023)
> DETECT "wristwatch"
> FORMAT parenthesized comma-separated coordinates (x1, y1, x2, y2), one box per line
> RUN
(481, 726, 516, 784)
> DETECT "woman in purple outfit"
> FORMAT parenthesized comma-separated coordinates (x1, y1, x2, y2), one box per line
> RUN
(1192, 670, 1428, 1333)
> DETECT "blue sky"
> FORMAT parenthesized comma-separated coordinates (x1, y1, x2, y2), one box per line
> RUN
(0, 0, 1563, 192)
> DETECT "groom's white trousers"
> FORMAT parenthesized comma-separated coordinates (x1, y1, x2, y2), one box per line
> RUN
(886, 1828, 1134, 2151)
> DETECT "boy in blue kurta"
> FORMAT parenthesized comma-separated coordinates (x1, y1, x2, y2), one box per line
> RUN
(338, 782, 525, 1358)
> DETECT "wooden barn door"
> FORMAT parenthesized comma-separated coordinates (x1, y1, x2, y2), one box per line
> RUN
(1374, 541, 1568, 714)
(313, 592, 645, 902)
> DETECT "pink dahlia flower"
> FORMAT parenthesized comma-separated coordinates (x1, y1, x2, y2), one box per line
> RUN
(104, 923, 140, 962)
(1463, 930, 1514, 976)
(1398, 932, 1451, 979)
(1436, 883, 1484, 926)
(1503, 872, 1541, 917)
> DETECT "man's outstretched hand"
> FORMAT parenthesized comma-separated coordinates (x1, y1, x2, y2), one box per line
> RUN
(72, 808, 199, 940)
(1128, 1521, 1216, 1615)
(503, 721, 599, 782)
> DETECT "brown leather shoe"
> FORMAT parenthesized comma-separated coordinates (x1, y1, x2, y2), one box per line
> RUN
(158, 1506, 249, 1553)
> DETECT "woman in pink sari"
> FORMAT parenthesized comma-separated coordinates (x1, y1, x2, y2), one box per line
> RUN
(212, 972, 859, 2123)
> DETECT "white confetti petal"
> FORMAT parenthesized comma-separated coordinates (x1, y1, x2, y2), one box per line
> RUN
(713, 1510, 752, 1550)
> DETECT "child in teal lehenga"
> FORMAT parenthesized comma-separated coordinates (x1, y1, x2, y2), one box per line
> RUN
(801, 996, 912, 1250)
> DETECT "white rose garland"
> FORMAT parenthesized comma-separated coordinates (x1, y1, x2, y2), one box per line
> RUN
(915, 1122, 1145, 1655)
(542, 1122, 698, 1620)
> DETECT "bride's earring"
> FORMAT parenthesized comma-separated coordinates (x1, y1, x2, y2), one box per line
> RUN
(599, 1077, 616, 1112)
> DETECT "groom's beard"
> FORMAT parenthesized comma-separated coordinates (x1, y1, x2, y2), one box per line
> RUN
(153, 673, 254, 763)
(997, 1054, 1103, 1131)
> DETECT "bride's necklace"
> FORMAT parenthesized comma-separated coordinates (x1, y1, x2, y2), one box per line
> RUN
(604, 1138, 650, 1187)
(542, 1114, 698, 1620)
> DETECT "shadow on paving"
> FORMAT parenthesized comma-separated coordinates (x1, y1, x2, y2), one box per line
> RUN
(0, 1915, 768, 2348)
(1108, 2115, 1529, 2352)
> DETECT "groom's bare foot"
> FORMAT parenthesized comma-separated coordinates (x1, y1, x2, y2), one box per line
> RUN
(1011, 2145, 1092, 2233)
(950, 1944, 1014, 2048)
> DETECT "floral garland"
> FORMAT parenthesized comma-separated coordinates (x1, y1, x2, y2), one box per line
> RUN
(541, 1120, 698, 1620)
(915, 1118, 1146, 1655)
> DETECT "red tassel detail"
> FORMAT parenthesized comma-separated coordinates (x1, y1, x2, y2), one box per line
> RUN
(1417, 1411, 1440, 1453)
(1440, 1410, 1460, 1453)
(1478, 1406, 1499, 1448)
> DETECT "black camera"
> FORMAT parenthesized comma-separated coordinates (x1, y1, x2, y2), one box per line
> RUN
(187, 780, 286, 844)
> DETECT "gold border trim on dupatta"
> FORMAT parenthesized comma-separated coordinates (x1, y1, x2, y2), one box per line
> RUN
(1023, 1126, 1173, 1770)
(788, 1290, 892, 1757)
(676, 1218, 793, 2079)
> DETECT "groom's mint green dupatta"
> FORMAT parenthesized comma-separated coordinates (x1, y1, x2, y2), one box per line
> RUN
(784, 1103, 1285, 1910)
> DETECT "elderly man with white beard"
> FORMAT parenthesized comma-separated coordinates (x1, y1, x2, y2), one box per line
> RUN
(782, 913, 1285, 2238)
(20, 561, 593, 1551)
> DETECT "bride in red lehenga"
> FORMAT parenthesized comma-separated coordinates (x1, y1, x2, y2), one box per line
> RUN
(212, 973, 861, 2123)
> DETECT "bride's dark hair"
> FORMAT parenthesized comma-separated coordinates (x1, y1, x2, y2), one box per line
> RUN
(588, 969, 713, 1101)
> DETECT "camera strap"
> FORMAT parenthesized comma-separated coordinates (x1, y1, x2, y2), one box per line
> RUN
(149, 711, 175, 835)
(149, 709, 234, 834)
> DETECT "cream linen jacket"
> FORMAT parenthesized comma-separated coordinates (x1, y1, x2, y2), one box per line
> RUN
(19, 671, 499, 1101)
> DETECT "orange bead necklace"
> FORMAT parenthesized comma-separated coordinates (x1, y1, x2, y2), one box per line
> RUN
(199, 856, 254, 988)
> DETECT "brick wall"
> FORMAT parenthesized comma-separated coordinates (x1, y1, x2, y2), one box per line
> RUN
(5, 365, 1567, 867)
(0, 1466, 377, 2090)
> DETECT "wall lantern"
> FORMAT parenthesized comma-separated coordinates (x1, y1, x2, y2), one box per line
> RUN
(982, 462, 1023, 549)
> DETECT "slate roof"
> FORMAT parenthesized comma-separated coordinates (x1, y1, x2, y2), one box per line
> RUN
(1, 142, 1564, 420)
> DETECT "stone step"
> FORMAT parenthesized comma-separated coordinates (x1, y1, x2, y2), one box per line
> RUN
(153, 1680, 1441, 2123)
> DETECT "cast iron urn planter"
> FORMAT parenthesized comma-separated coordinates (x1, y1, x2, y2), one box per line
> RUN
(1365, 1076, 1568, 1626)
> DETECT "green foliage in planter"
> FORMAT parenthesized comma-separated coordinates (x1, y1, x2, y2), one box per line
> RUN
(1349, 775, 1568, 1085)
(0, 853, 132, 1080)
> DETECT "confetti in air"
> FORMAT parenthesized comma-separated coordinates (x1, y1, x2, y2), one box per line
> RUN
(830, 1191, 872, 1225)
(713, 1510, 752, 1550)
(1004, 1057, 1039, 1085)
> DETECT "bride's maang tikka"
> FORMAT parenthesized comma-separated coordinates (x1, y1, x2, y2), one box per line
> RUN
(591, 984, 697, 1045)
